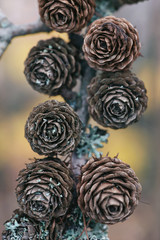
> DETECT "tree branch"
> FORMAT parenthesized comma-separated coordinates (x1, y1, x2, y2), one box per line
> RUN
(0, 8, 51, 58)
(69, 33, 96, 127)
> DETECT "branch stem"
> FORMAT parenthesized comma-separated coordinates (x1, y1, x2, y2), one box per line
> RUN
(0, 8, 51, 58)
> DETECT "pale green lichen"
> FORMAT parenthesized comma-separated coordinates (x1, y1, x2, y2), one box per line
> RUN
(76, 125, 109, 158)
(62, 207, 109, 240)
(4, 213, 50, 240)
(5, 219, 20, 231)
(4, 215, 31, 240)
(37, 221, 49, 239)
(91, 0, 115, 22)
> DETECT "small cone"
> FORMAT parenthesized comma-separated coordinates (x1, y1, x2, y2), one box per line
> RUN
(25, 100, 82, 156)
(87, 71, 148, 129)
(83, 16, 141, 71)
(24, 38, 81, 96)
(16, 157, 73, 221)
(77, 155, 142, 224)
(38, 0, 95, 33)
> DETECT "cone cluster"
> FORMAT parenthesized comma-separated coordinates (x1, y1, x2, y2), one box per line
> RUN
(2, 100, 82, 239)
(2, 0, 148, 239)
(23, 14, 147, 131)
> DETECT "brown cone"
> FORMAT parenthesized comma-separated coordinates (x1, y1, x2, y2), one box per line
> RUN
(83, 16, 141, 71)
(87, 71, 148, 129)
(16, 157, 73, 221)
(2, 209, 38, 240)
(77, 155, 142, 224)
(25, 100, 82, 156)
(38, 0, 95, 33)
(57, 152, 73, 168)
(24, 38, 81, 96)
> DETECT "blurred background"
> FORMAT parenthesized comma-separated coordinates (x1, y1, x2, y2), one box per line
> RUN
(0, 0, 159, 239)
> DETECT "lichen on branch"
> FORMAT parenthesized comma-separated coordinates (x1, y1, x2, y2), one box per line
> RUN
(0, 8, 51, 58)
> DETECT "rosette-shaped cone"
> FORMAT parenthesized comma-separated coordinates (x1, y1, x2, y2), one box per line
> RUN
(87, 71, 148, 129)
(16, 157, 73, 221)
(38, 0, 95, 33)
(25, 100, 82, 156)
(24, 38, 81, 96)
(83, 16, 141, 71)
(2, 209, 38, 239)
(77, 155, 142, 224)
